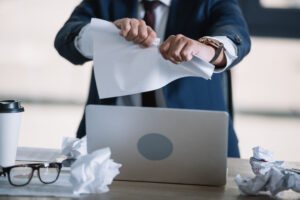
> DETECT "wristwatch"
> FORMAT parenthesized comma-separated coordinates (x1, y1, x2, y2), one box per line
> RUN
(198, 37, 224, 64)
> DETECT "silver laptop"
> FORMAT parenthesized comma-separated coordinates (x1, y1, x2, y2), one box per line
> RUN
(86, 105, 228, 186)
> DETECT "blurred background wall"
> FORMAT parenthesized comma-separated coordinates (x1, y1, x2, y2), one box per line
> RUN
(0, 0, 299, 161)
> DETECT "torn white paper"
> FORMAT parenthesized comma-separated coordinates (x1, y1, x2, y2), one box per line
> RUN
(70, 147, 122, 195)
(91, 18, 215, 99)
(235, 146, 300, 197)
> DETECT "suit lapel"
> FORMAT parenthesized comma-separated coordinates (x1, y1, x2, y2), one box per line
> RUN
(111, 0, 138, 20)
(164, 0, 183, 39)
(164, 0, 198, 40)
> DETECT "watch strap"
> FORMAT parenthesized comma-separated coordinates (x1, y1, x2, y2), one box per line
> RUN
(209, 46, 223, 64)
(198, 37, 224, 64)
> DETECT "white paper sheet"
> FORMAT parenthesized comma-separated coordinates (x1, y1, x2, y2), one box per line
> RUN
(17, 147, 61, 162)
(0, 173, 78, 198)
(91, 18, 215, 99)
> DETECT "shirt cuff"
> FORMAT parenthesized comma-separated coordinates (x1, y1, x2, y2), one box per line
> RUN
(204, 36, 238, 73)
(74, 23, 93, 59)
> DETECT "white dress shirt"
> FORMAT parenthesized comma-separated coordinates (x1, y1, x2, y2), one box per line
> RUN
(74, 0, 238, 106)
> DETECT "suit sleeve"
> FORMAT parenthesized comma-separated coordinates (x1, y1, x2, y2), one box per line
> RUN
(206, 0, 251, 68)
(54, 0, 99, 65)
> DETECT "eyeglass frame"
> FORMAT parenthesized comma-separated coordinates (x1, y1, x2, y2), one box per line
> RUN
(0, 162, 62, 187)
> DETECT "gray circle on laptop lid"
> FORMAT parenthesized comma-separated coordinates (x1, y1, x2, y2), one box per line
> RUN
(137, 133, 173, 160)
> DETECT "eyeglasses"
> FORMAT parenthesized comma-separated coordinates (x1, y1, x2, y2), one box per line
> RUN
(0, 162, 62, 186)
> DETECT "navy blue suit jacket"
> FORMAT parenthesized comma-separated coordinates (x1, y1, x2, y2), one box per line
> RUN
(54, 0, 251, 157)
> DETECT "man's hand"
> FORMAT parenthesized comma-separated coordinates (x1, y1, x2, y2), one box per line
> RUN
(159, 34, 226, 67)
(113, 18, 156, 47)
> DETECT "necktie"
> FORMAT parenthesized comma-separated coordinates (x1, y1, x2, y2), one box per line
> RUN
(141, 0, 161, 107)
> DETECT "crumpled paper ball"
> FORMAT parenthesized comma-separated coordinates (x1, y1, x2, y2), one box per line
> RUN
(61, 136, 87, 159)
(235, 146, 300, 197)
(250, 147, 284, 176)
(69, 147, 122, 195)
(252, 146, 274, 162)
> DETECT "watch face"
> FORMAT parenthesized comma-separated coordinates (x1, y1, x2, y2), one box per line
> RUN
(199, 38, 224, 48)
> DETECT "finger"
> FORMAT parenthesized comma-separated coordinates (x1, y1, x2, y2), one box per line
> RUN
(165, 52, 181, 64)
(113, 19, 123, 29)
(119, 18, 131, 37)
(133, 20, 148, 44)
(168, 34, 187, 62)
(159, 35, 175, 59)
(168, 56, 181, 64)
(180, 41, 194, 62)
(141, 26, 156, 47)
(126, 19, 139, 41)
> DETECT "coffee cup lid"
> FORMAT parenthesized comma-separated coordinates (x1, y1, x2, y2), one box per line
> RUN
(0, 100, 24, 113)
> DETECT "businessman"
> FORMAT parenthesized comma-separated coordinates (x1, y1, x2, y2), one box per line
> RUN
(54, 0, 251, 157)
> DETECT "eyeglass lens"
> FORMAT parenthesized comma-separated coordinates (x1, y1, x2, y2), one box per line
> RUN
(39, 164, 60, 183)
(9, 167, 33, 186)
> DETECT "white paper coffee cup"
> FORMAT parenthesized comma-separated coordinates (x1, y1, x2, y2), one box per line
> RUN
(0, 100, 24, 167)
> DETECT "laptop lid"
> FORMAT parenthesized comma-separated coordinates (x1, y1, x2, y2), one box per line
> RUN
(86, 105, 228, 186)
